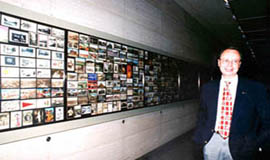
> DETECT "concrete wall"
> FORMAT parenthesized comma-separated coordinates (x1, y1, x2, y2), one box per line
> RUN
(0, 100, 199, 160)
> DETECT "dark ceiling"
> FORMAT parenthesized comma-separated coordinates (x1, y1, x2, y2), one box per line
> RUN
(175, 0, 270, 83)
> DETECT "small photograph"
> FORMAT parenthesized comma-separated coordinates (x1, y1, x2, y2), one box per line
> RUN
(20, 68, 36, 78)
(88, 82, 98, 90)
(52, 28, 65, 39)
(20, 89, 36, 99)
(102, 102, 108, 113)
(91, 103, 97, 115)
(88, 73, 97, 81)
(37, 49, 51, 59)
(66, 106, 74, 118)
(29, 32, 38, 46)
(45, 107, 54, 123)
(36, 98, 51, 108)
(114, 64, 119, 73)
(37, 88, 51, 98)
(97, 73, 105, 81)
(23, 110, 33, 126)
(36, 59, 50, 68)
(106, 95, 113, 102)
(10, 111, 22, 128)
(1, 15, 20, 29)
(89, 51, 97, 60)
(51, 60, 64, 69)
(76, 57, 86, 66)
(120, 51, 126, 59)
(97, 88, 106, 95)
(51, 69, 64, 78)
(120, 74, 126, 80)
(51, 79, 64, 88)
(9, 29, 28, 44)
(79, 50, 89, 59)
(21, 78, 36, 88)
(115, 43, 121, 50)
(20, 99, 36, 110)
(36, 79, 50, 88)
(106, 80, 114, 88)
(68, 31, 79, 49)
(79, 34, 90, 51)
(20, 46, 36, 57)
(86, 62, 95, 73)
(48, 36, 57, 50)
(67, 58, 75, 71)
(38, 34, 48, 48)
(97, 95, 105, 102)
(21, 20, 37, 32)
(37, 69, 51, 78)
(98, 81, 106, 88)
(55, 107, 64, 121)
(67, 72, 77, 80)
(0, 113, 10, 130)
(20, 57, 36, 68)
(78, 89, 88, 96)
(97, 51, 106, 60)
(90, 43, 98, 53)
(122, 45, 128, 52)
(67, 97, 78, 106)
(1, 78, 19, 88)
(68, 48, 78, 57)
(78, 81, 87, 88)
(98, 39, 107, 49)
(81, 105, 91, 115)
(78, 96, 88, 105)
(38, 24, 51, 35)
(75, 64, 85, 73)
(107, 102, 113, 112)
(52, 51, 64, 60)
(1, 55, 19, 67)
(33, 109, 44, 124)
(0, 44, 19, 56)
(107, 41, 114, 49)
(120, 94, 127, 100)
(52, 97, 64, 106)
(88, 92, 97, 103)
(106, 87, 113, 94)
(0, 25, 8, 43)
(103, 62, 113, 73)
(67, 81, 78, 89)
(51, 88, 64, 97)
(1, 89, 19, 100)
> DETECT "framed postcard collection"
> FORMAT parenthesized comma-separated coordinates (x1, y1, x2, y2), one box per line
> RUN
(0, 12, 203, 132)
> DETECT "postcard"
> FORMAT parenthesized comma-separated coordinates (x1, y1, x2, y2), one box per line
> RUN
(9, 29, 29, 44)
(33, 109, 44, 124)
(0, 25, 8, 43)
(38, 24, 51, 35)
(78, 81, 87, 88)
(86, 62, 95, 73)
(36, 59, 50, 68)
(51, 79, 64, 88)
(20, 57, 36, 68)
(1, 15, 20, 29)
(45, 107, 54, 123)
(1, 89, 19, 100)
(79, 34, 90, 51)
(10, 111, 22, 128)
(37, 69, 51, 78)
(51, 60, 64, 69)
(37, 88, 51, 98)
(51, 88, 64, 97)
(78, 96, 88, 105)
(91, 103, 97, 115)
(52, 97, 64, 106)
(81, 105, 91, 115)
(20, 89, 36, 99)
(20, 78, 36, 88)
(68, 48, 78, 57)
(52, 28, 65, 38)
(37, 49, 51, 59)
(48, 36, 57, 50)
(20, 46, 36, 57)
(56, 37, 65, 51)
(21, 20, 37, 32)
(51, 69, 64, 78)
(1, 67, 19, 78)
(1, 55, 19, 67)
(52, 51, 64, 60)
(36, 98, 51, 108)
(67, 58, 75, 71)
(36, 78, 50, 88)
(1, 44, 19, 56)
(79, 50, 89, 58)
(67, 89, 78, 97)
(20, 68, 36, 77)
(0, 113, 9, 130)
(22, 110, 33, 126)
(67, 106, 74, 118)
(29, 32, 38, 46)
(67, 72, 77, 81)
(38, 34, 48, 48)
(20, 99, 36, 110)
(1, 78, 19, 88)
(67, 97, 78, 106)
(55, 107, 64, 121)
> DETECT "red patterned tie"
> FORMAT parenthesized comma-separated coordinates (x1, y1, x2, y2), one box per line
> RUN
(218, 81, 233, 139)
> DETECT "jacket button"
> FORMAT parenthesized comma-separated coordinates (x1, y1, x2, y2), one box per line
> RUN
(204, 140, 208, 144)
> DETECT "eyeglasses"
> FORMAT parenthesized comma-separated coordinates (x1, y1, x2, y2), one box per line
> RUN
(220, 59, 241, 65)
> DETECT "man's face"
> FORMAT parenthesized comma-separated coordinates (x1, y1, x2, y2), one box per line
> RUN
(218, 49, 241, 78)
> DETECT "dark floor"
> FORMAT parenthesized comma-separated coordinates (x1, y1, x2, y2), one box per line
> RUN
(137, 130, 197, 160)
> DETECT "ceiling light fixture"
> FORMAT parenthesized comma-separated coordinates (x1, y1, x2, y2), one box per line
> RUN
(224, 0, 230, 9)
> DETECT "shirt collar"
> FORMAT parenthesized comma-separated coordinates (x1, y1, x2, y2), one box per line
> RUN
(220, 75, 238, 85)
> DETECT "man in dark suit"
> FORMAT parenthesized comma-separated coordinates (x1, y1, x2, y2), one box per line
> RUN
(193, 48, 270, 160)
